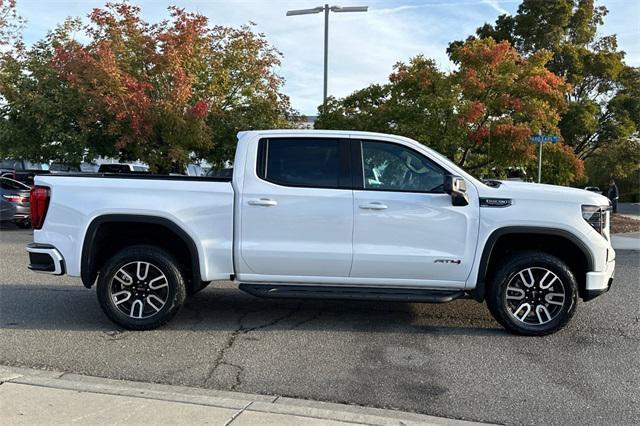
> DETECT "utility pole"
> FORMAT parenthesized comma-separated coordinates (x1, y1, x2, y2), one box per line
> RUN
(287, 5, 368, 108)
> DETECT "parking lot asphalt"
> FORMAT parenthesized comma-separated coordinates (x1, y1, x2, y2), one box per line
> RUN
(1, 226, 639, 425)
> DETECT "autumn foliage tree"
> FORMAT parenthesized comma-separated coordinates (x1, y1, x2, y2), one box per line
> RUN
(453, 0, 638, 191)
(316, 38, 583, 183)
(49, 3, 296, 171)
(1, 2, 296, 171)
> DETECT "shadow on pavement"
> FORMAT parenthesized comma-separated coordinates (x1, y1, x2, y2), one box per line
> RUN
(0, 283, 505, 336)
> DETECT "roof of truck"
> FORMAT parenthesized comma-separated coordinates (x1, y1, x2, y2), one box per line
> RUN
(237, 129, 404, 140)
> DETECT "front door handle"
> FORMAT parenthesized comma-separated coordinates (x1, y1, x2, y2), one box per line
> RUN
(248, 198, 278, 207)
(359, 202, 388, 210)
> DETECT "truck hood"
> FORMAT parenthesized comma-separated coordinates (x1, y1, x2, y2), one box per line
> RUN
(478, 181, 610, 206)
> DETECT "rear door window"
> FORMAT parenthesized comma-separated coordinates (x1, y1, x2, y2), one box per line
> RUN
(258, 138, 343, 189)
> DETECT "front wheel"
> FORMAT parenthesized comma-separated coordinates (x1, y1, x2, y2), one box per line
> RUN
(97, 245, 187, 330)
(486, 251, 578, 336)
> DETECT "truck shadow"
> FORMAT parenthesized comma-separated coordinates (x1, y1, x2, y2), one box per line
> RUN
(0, 284, 505, 336)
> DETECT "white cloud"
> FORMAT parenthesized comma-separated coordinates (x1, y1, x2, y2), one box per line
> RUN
(481, 0, 510, 15)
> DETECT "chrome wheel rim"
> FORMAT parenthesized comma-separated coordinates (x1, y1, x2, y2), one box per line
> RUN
(109, 261, 169, 319)
(505, 267, 566, 325)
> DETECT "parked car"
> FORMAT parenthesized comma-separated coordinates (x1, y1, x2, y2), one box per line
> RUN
(98, 163, 149, 173)
(584, 186, 602, 194)
(0, 159, 50, 186)
(0, 196, 17, 224)
(0, 177, 31, 227)
(49, 162, 99, 173)
(26, 130, 615, 335)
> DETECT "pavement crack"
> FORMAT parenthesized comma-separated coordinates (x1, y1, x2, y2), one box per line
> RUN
(101, 330, 128, 341)
(203, 303, 301, 388)
(290, 310, 322, 330)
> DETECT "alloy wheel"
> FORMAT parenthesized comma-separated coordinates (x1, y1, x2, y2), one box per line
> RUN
(108, 261, 169, 319)
(504, 267, 566, 325)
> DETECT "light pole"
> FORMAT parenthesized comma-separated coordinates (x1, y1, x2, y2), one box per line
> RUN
(286, 4, 368, 107)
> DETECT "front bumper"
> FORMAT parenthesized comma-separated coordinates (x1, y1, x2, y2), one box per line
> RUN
(584, 257, 615, 301)
(26, 243, 65, 275)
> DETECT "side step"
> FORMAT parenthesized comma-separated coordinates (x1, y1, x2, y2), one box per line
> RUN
(238, 284, 466, 303)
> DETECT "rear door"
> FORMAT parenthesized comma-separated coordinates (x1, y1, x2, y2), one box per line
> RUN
(238, 137, 354, 280)
(350, 139, 479, 287)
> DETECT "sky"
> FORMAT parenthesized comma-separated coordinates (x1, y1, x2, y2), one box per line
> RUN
(15, 0, 640, 115)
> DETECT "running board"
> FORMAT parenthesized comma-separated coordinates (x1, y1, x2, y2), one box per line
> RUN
(238, 284, 466, 303)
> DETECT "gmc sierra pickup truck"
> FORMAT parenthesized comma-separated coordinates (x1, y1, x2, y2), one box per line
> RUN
(26, 130, 615, 335)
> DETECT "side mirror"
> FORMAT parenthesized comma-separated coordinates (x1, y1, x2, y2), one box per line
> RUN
(444, 175, 469, 206)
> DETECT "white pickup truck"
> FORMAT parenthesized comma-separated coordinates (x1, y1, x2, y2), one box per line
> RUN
(26, 130, 615, 335)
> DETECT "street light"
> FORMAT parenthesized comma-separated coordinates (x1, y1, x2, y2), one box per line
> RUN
(286, 4, 368, 107)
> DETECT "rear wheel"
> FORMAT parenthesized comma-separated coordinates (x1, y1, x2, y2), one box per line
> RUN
(97, 245, 186, 330)
(486, 251, 577, 336)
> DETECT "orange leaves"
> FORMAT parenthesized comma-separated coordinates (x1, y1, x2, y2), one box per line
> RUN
(467, 127, 489, 144)
(527, 75, 553, 94)
(191, 100, 208, 119)
(491, 123, 531, 143)
(453, 39, 517, 70)
(466, 101, 486, 122)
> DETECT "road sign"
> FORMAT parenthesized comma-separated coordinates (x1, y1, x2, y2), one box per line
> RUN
(530, 135, 559, 143)
(530, 134, 560, 183)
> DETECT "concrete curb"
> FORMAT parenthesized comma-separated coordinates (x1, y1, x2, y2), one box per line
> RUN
(0, 365, 485, 425)
(611, 232, 640, 251)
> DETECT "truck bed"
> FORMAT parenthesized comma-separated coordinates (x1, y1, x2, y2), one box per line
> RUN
(33, 173, 235, 281)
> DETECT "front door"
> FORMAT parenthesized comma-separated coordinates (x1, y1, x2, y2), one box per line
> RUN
(239, 137, 353, 280)
(350, 139, 479, 287)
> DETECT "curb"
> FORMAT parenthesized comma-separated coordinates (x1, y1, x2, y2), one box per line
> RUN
(611, 232, 640, 251)
(0, 365, 485, 425)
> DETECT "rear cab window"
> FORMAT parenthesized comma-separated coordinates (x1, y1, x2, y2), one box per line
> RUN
(257, 138, 350, 189)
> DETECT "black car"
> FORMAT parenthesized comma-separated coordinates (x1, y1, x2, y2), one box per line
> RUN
(0, 177, 31, 228)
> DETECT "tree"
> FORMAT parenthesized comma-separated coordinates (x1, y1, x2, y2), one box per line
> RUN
(0, 0, 24, 49)
(317, 56, 465, 161)
(1, 3, 298, 170)
(451, 0, 637, 167)
(316, 38, 583, 183)
(1, 20, 99, 163)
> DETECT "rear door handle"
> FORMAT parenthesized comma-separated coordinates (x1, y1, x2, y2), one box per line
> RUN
(359, 202, 388, 210)
(248, 198, 278, 207)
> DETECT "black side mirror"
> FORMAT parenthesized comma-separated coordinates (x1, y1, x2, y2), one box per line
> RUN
(444, 175, 469, 206)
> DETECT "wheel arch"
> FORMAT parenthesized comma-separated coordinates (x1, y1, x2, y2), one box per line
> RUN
(81, 214, 204, 293)
(470, 226, 594, 302)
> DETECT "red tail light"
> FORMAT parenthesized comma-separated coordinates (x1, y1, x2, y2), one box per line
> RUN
(2, 195, 28, 203)
(30, 186, 50, 230)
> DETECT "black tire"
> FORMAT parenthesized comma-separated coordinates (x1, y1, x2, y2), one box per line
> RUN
(486, 251, 578, 336)
(96, 245, 187, 330)
(16, 221, 31, 229)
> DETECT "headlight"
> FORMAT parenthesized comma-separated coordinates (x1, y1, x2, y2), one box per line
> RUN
(582, 205, 610, 238)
